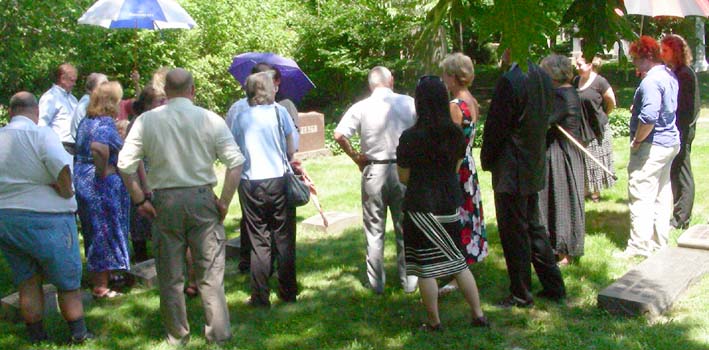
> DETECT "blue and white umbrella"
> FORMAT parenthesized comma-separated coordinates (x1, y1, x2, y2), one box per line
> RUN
(78, 0, 197, 30)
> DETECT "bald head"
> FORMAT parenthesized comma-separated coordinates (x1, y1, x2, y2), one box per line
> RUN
(165, 68, 194, 99)
(9, 91, 39, 123)
(368, 66, 393, 90)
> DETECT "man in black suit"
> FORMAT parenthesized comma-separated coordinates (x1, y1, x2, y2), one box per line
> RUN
(481, 62, 566, 307)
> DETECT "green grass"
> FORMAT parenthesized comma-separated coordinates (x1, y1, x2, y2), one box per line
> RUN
(1, 69, 708, 350)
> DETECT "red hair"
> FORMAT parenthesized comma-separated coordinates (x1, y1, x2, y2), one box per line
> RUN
(630, 36, 661, 62)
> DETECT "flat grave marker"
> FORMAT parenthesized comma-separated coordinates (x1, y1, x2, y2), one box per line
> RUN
(301, 211, 360, 235)
(598, 246, 709, 318)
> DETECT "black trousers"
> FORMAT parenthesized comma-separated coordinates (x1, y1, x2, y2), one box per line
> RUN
(671, 127, 695, 227)
(494, 192, 565, 302)
(238, 177, 297, 305)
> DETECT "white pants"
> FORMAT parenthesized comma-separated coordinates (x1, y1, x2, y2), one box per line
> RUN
(627, 143, 680, 255)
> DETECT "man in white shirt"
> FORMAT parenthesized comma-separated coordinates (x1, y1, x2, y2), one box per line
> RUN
(334, 66, 418, 294)
(0, 92, 92, 344)
(38, 63, 79, 153)
(118, 68, 244, 346)
(70, 72, 108, 140)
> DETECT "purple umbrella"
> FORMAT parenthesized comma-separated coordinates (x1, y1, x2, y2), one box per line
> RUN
(228, 52, 315, 102)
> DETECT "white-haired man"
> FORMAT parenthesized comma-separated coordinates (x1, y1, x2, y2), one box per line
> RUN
(334, 66, 418, 294)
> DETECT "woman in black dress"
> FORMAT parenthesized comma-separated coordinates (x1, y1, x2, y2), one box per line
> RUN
(539, 54, 586, 265)
(396, 76, 487, 331)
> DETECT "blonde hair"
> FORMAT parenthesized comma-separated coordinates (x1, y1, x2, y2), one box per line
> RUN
(540, 54, 574, 84)
(87, 81, 123, 118)
(440, 53, 475, 87)
(246, 72, 276, 106)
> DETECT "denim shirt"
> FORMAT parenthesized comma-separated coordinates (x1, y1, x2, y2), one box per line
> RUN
(630, 65, 679, 147)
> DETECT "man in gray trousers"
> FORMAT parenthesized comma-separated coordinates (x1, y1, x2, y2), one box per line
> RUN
(334, 66, 418, 294)
(118, 68, 244, 345)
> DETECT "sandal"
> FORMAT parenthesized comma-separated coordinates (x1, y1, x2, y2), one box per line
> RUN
(471, 316, 490, 328)
(92, 289, 123, 300)
(438, 284, 458, 297)
(418, 323, 443, 332)
(184, 285, 199, 298)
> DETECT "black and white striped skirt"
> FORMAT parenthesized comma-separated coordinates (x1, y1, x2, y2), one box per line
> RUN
(403, 211, 468, 279)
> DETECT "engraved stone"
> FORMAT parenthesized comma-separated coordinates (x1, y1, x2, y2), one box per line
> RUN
(1, 285, 58, 323)
(295, 112, 331, 159)
(598, 247, 709, 318)
(226, 237, 241, 259)
(128, 259, 158, 288)
(677, 224, 709, 250)
(301, 211, 360, 235)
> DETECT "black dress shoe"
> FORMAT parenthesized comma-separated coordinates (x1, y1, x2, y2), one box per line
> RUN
(535, 289, 566, 302)
(496, 295, 534, 309)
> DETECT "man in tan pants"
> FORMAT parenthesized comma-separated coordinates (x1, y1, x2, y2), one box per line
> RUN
(118, 68, 244, 345)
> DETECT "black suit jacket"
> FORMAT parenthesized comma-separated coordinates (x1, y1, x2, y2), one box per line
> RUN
(481, 62, 554, 195)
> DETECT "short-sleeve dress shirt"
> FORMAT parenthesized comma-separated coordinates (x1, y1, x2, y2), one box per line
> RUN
(38, 84, 78, 143)
(117, 97, 245, 190)
(0, 116, 77, 212)
(230, 104, 293, 180)
(70, 94, 90, 140)
(630, 65, 679, 147)
(335, 87, 416, 160)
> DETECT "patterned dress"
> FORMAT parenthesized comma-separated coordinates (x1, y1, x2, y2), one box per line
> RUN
(74, 116, 131, 272)
(452, 99, 488, 264)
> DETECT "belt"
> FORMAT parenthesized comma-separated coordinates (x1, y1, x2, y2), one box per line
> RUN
(366, 159, 396, 165)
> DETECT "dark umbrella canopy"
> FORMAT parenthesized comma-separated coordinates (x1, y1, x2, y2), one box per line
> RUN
(229, 52, 315, 102)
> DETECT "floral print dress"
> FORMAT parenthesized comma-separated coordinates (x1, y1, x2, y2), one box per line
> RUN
(452, 98, 488, 264)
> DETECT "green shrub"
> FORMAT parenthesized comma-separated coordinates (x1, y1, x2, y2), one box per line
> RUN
(324, 121, 360, 156)
(608, 107, 630, 138)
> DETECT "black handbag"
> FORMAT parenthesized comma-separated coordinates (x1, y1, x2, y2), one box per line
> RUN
(275, 106, 310, 207)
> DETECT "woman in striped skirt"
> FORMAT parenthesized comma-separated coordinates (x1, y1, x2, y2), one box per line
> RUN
(396, 76, 488, 331)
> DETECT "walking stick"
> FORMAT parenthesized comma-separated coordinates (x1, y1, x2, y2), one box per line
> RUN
(555, 125, 618, 181)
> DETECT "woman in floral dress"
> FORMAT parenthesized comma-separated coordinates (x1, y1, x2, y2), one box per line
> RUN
(74, 81, 130, 298)
(438, 53, 488, 294)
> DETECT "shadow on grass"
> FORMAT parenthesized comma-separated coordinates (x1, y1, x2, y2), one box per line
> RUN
(586, 208, 630, 250)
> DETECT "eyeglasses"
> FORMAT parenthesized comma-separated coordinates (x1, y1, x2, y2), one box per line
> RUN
(417, 75, 443, 85)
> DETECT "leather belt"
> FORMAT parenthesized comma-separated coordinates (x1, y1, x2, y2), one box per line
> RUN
(366, 159, 396, 165)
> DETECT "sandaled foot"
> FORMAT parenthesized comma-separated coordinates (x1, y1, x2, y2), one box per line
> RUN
(418, 323, 443, 332)
(471, 316, 490, 328)
(92, 289, 122, 300)
(438, 284, 458, 297)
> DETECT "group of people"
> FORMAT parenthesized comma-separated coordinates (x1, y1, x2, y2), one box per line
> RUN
(0, 32, 700, 344)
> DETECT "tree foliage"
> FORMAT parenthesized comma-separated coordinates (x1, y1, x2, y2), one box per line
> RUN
(562, 0, 635, 60)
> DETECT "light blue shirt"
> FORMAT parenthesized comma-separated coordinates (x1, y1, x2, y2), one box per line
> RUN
(226, 97, 299, 150)
(38, 84, 78, 143)
(231, 104, 293, 180)
(630, 65, 679, 147)
(70, 94, 90, 140)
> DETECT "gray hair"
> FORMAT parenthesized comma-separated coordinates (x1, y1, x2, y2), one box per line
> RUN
(85, 73, 108, 94)
(368, 66, 392, 89)
(245, 71, 276, 106)
(165, 68, 194, 97)
(9, 91, 38, 114)
(540, 54, 574, 84)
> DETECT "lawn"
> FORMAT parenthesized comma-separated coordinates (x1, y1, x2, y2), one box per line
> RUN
(0, 68, 708, 350)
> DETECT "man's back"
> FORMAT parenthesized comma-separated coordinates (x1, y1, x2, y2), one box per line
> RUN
(336, 87, 416, 160)
(119, 97, 242, 190)
(0, 116, 76, 212)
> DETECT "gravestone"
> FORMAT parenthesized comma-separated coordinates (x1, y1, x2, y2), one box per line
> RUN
(295, 112, 330, 159)
(1, 285, 58, 323)
(128, 259, 158, 288)
(301, 211, 360, 235)
(226, 237, 241, 259)
(677, 224, 709, 250)
(598, 247, 709, 318)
